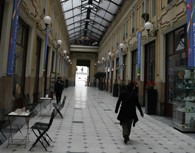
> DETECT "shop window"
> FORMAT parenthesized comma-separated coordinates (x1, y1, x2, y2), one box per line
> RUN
(175, 27, 185, 52)
(132, 50, 137, 81)
(166, 26, 187, 105)
(168, 0, 173, 4)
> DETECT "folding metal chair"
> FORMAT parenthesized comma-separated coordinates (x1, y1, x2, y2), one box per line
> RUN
(29, 109, 56, 151)
(24, 94, 38, 116)
(53, 96, 66, 118)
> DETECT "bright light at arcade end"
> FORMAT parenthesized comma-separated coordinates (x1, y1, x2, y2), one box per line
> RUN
(43, 16, 52, 25)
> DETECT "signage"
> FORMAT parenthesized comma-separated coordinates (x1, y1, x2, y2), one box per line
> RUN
(7, 0, 22, 75)
(186, 0, 195, 67)
(137, 32, 141, 74)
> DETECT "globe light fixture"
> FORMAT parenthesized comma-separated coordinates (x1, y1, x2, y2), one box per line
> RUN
(119, 42, 125, 49)
(63, 50, 67, 55)
(43, 16, 52, 26)
(144, 21, 157, 37)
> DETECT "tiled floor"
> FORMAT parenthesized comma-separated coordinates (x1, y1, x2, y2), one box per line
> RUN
(0, 86, 195, 153)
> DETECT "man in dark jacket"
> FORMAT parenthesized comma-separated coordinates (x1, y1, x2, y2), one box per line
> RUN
(115, 84, 144, 144)
(54, 77, 64, 104)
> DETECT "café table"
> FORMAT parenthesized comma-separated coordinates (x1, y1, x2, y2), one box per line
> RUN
(6, 110, 32, 148)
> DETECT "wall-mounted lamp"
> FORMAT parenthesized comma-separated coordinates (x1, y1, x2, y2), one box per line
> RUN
(102, 57, 105, 62)
(56, 40, 62, 47)
(119, 43, 125, 49)
(144, 21, 157, 37)
(37, 16, 52, 31)
(63, 50, 67, 55)
(108, 51, 112, 57)
(142, 12, 157, 37)
(54, 39, 62, 79)
(38, 16, 52, 72)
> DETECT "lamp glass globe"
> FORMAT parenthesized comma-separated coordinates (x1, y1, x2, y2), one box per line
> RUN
(57, 40, 62, 45)
(120, 43, 124, 49)
(144, 21, 153, 31)
(43, 16, 52, 25)
(63, 50, 67, 54)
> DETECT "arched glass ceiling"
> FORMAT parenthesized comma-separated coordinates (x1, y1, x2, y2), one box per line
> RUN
(61, 0, 124, 46)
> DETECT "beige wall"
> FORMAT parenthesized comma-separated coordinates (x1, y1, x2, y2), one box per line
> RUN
(0, 0, 69, 117)
(99, 0, 187, 114)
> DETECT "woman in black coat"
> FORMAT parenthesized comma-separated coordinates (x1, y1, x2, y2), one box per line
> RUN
(115, 85, 144, 144)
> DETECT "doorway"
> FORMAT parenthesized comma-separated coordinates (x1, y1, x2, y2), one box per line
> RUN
(75, 66, 89, 86)
(33, 36, 41, 103)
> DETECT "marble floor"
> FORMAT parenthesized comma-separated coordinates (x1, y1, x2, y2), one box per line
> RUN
(0, 86, 195, 153)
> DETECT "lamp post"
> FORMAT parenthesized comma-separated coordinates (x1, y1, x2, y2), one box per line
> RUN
(119, 43, 124, 66)
(119, 43, 124, 77)
(108, 52, 112, 80)
(37, 16, 52, 71)
(55, 39, 62, 79)
(102, 57, 105, 72)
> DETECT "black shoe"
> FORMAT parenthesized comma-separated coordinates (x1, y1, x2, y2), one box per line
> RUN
(124, 136, 129, 144)
(124, 138, 128, 144)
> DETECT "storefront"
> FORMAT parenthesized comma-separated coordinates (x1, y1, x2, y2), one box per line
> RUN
(166, 25, 195, 132)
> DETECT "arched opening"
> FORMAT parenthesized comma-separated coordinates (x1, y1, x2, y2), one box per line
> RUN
(75, 60, 90, 86)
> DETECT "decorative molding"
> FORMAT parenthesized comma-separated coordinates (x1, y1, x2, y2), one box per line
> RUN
(159, 0, 185, 30)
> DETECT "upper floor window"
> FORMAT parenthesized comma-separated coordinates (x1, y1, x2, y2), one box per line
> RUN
(152, 0, 156, 17)
(168, 0, 173, 4)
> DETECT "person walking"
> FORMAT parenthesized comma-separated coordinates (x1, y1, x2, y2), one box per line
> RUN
(54, 77, 64, 104)
(115, 83, 144, 144)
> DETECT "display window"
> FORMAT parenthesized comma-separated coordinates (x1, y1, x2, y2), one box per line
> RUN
(166, 26, 187, 104)
(165, 25, 187, 117)
(166, 26, 195, 132)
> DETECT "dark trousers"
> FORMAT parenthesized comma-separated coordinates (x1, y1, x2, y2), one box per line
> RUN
(121, 119, 133, 138)
(56, 91, 62, 104)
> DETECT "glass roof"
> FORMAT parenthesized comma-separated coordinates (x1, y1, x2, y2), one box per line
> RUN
(61, 0, 124, 46)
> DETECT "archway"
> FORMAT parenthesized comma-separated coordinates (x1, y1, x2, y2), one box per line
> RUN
(75, 60, 90, 86)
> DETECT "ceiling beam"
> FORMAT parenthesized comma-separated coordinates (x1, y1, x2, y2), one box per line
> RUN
(91, 12, 111, 23)
(92, 3, 116, 16)
(106, 0, 122, 7)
